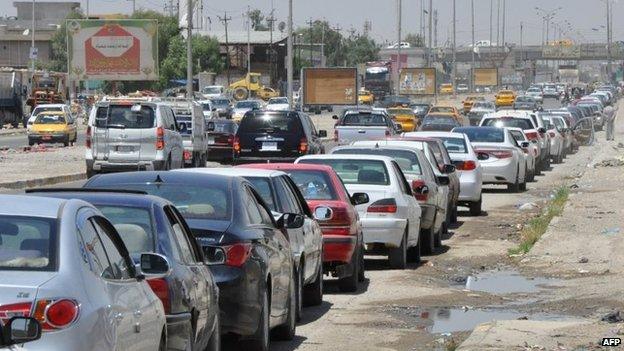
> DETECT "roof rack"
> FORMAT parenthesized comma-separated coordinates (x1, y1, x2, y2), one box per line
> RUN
(25, 188, 148, 195)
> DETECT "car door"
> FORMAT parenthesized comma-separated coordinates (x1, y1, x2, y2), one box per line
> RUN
(507, 131, 526, 182)
(273, 176, 305, 271)
(303, 114, 322, 154)
(391, 161, 420, 247)
(91, 217, 162, 351)
(162, 107, 182, 168)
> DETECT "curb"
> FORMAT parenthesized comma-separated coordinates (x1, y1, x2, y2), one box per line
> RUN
(0, 172, 86, 190)
(0, 129, 26, 137)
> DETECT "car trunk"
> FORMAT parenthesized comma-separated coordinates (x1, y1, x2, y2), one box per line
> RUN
(238, 112, 304, 158)
(0, 271, 57, 310)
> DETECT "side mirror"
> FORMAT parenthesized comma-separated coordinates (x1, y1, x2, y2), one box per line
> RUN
(442, 164, 456, 174)
(202, 246, 226, 265)
(318, 130, 328, 138)
(139, 253, 171, 280)
(313, 206, 333, 221)
(350, 192, 370, 205)
(521, 141, 530, 148)
(212, 108, 217, 112)
(2, 317, 42, 346)
(281, 213, 304, 229)
(538, 127, 546, 134)
(477, 152, 490, 161)
(437, 175, 450, 186)
(206, 122, 215, 131)
(411, 180, 429, 194)
(170, 124, 176, 131)
(332, 115, 339, 120)
(394, 123, 403, 133)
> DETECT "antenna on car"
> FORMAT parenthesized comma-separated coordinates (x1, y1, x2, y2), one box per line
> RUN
(154, 174, 164, 184)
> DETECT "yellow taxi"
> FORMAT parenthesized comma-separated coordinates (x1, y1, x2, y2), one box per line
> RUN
(28, 111, 77, 147)
(427, 105, 466, 125)
(387, 107, 418, 132)
(462, 96, 485, 114)
(439, 83, 454, 94)
(495, 90, 516, 107)
(358, 90, 375, 105)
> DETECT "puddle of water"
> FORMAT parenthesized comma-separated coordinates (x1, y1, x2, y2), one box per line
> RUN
(387, 306, 572, 334)
(464, 270, 560, 294)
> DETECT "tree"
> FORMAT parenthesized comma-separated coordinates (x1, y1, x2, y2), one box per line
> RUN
(248, 9, 269, 31)
(342, 35, 380, 66)
(159, 34, 224, 89)
(404, 33, 425, 47)
(46, 10, 85, 72)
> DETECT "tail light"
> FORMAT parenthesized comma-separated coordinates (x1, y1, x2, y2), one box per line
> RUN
(454, 160, 477, 171)
(321, 226, 352, 235)
(223, 243, 253, 267)
(0, 299, 80, 331)
(411, 180, 429, 201)
(525, 131, 539, 141)
(548, 131, 556, 138)
(385, 129, 391, 137)
(0, 302, 31, 323)
(227, 135, 234, 145)
(475, 149, 513, 159)
(367, 198, 398, 213)
(147, 278, 170, 314)
(333, 129, 338, 142)
(156, 126, 165, 150)
(86, 126, 91, 149)
(233, 136, 241, 153)
(183, 150, 191, 160)
(299, 138, 308, 153)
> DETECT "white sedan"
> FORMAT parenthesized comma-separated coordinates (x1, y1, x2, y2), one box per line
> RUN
(507, 127, 537, 182)
(541, 115, 566, 164)
(453, 126, 527, 193)
(266, 97, 290, 111)
(296, 154, 422, 269)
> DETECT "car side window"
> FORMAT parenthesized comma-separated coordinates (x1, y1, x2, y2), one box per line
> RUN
(274, 177, 298, 214)
(439, 143, 453, 164)
(91, 218, 133, 280)
(308, 115, 318, 136)
(244, 187, 265, 225)
(249, 187, 275, 226)
(77, 220, 115, 280)
(170, 206, 203, 262)
(391, 161, 412, 195)
(164, 206, 196, 264)
(282, 175, 313, 217)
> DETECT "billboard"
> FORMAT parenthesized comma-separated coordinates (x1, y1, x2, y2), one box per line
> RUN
(399, 68, 436, 95)
(473, 68, 498, 86)
(303, 68, 357, 105)
(67, 19, 159, 81)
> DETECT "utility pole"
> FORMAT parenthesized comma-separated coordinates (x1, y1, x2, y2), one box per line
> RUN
(320, 22, 325, 67)
(186, 0, 193, 99)
(427, 0, 432, 66)
(267, 8, 275, 86)
(246, 6, 251, 76)
(130, 0, 136, 15)
(471, 0, 475, 92)
(287, 0, 293, 109)
(452, 0, 456, 97)
(606, 0, 612, 81)
(308, 18, 314, 66)
(496, 0, 500, 46)
(218, 12, 232, 85)
(86, 0, 89, 17)
(489, 0, 493, 46)
(396, 0, 402, 95)
(520, 21, 523, 49)
(30, 0, 35, 82)
(501, 0, 506, 47)
(433, 10, 438, 48)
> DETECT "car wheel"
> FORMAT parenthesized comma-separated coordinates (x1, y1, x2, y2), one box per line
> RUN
(451, 204, 458, 223)
(469, 197, 482, 216)
(159, 330, 167, 351)
(519, 178, 527, 191)
(407, 235, 421, 263)
(303, 263, 323, 307)
(507, 169, 520, 193)
(338, 247, 359, 292)
(388, 232, 407, 269)
(434, 224, 442, 248)
(242, 290, 270, 351)
(420, 226, 435, 255)
(527, 168, 535, 182)
(358, 244, 366, 282)
(28, 139, 34, 146)
(206, 313, 221, 351)
(272, 274, 296, 341)
(294, 267, 303, 322)
(63, 136, 69, 147)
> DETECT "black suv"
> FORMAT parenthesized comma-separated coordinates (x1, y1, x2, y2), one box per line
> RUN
(234, 110, 327, 163)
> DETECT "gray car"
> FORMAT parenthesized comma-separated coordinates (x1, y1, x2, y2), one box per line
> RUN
(86, 98, 184, 177)
(0, 194, 167, 350)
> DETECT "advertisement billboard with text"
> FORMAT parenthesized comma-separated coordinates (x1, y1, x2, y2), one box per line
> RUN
(473, 68, 498, 86)
(303, 68, 358, 105)
(399, 68, 436, 95)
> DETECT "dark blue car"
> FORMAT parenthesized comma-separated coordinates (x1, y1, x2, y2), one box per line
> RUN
(83, 172, 300, 350)
(25, 189, 220, 351)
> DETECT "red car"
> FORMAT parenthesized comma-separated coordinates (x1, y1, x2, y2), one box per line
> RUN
(239, 163, 367, 292)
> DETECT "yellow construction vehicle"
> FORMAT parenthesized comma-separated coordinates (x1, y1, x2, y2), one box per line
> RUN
(229, 73, 280, 101)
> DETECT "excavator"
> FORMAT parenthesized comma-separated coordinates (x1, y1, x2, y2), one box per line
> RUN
(228, 73, 280, 101)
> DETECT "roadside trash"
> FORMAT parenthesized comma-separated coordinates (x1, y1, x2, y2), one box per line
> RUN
(518, 202, 538, 211)
(578, 257, 589, 263)
(578, 269, 589, 274)
(600, 227, 621, 236)
(453, 276, 467, 284)
(517, 316, 528, 320)
(595, 158, 624, 168)
(569, 183, 579, 189)
(601, 311, 624, 323)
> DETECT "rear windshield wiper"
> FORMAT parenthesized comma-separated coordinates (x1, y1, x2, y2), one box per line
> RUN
(106, 124, 127, 129)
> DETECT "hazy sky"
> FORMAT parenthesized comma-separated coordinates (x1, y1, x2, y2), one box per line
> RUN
(4, 0, 620, 45)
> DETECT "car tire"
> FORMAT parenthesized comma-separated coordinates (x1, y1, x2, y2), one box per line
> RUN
(338, 247, 359, 292)
(388, 232, 407, 269)
(406, 237, 421, 263)
(420, 226, 436, 255)
(294, 267, 303, 322)
(28, 139, 34, 146)
(159, 330, 167, 351)
(242, 290, 270, 351)
(358, 244, 366, 282)
(434, 224, 442, 248)
(469, 197, 482, 216)
(304, 263, 323, 307)
(272, 274, 296, 341)
(527, 168, 535, 182)
(206, 313, 221, 351)
(63, 136, 69, 147)
(507, 169, 520, 193)
(519, 178, 527, 191)
(451, 204, 458, 223)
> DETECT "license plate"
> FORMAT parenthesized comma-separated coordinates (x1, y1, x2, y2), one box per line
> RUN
(42, 136, 52, 140)
(261, 142, 278, 151)
(207, 137, 215, 145)
(116, 145, 134, 152)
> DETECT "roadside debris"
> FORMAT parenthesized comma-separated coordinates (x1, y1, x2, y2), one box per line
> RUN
(600, 227, 621, 236)
(601, 311, 624, 323)
(518, 202, 538, 211)
(578, 257, 589, 263)
(595, 158, 624, 168)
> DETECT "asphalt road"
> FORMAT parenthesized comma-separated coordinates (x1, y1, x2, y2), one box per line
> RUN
(0, 131, 86, 150)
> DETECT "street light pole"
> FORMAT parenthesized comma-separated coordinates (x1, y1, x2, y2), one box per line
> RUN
(606, 0, 612, 80)
(247, 6, 251, 76)
(427, 0, 432, 66)
(287, 0, 293, 109)
(396, 0, 402, 95)
(31, 0, 35, 78)
(471, 0, 475, 92)
(452, 0, 456, 98)
(186, 0, 193, 100)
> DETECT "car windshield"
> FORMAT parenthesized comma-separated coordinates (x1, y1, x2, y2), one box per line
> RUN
(211, 99, 230, 106)
(202, 87, 222, 94)
(32, 106, 62, 115)
(207, 120, 237, 133)
(544, 117, 564, 128)
(482, 117, 534, 130)
(35, 114, 65, 124)
(286, 170, 338, 200)
(472, 102, 493, 109)
(95, 105, 156, 129)
(454, 128, 504, 143)
(342, 113, 387, 126)
(0, 216, 56, 271)
(515, 96, 534, 102)
(437, 137, 468, 153)
(299, 159, 391, 185)
(389, 109, 413, 115)
(527, 88, 541, 93)
(269, 98, 288, 104)
(499, 91, 514, 95)
(238, 112, 303, 134)
(332, 149, 423, 175)
(423, 116, 457, 125)
(235, 101, 258, 109)
(96, 206, 155, 258)
(105, 184, 231, 220)
(411, 104, 429, 112)
(430, 107, 454, 113)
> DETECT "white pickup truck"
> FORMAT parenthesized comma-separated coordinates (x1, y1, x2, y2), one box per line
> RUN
(165, 99, 208, 167)
(333, 109, 401, 144)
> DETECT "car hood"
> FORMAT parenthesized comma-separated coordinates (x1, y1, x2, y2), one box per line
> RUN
(0, 271, 57, 305)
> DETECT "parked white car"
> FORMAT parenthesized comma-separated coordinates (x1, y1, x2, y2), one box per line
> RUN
(266, 97, 291, 111)
(525, 87, 544, 104)
(296, 154, 422, 269)
(197, 99, 218, 119)
(541, 115, 566, 164)
(453, 126, 527, 192)
(507, 127, 537, 182)
(0, 195, 167, 351)
(201, 85, 226, 99)
(414, 131, 484, 216)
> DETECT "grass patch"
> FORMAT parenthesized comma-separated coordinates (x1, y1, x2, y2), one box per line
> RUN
(509, 186, 570, 255)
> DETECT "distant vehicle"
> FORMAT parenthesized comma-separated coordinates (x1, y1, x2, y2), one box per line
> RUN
(495, 90, 516, 107)
(206, 119, 238, 162)
(84, 171, 299, 349)
(235, 110, 326, 163)
(542, 85, 559, 98)
(231, 99, 264, 123)
(358, 89, 375, 105)
(297, 154, 423, 269)
(201, 85, 226, 99)
(0, 69, 28, 128)
(210, 97, 233, 118)
(462, 96, 485, 114)
(266, 97, 291, 111)
(410, 102, 432, 120)
(453, 126, 528, 192)
(507, 127, 537, 182)
(169, 101, 208, 167)
(229, 73, 279, 101)
(386, 42, 411, 49)
(525, 87, 544, 104)
(0, 194, 167, 350)
(419, 114, 462, 132)
(541, 115, 566, 164)
(28, 111, 77, 147)
(85, 100, 184, 177)
(365, 62, 392, 100)
(197, 99, 218, 119)
(387, 107, 418, 132)
(468, 101, 496, 125)
(333, 109, 400, 144)
(26, 103, 73, 132)
(440, 83, 454, 94)
(380, 95, 411, 108)
(456, 84, 469, 93)
(513, 96, 540, 111)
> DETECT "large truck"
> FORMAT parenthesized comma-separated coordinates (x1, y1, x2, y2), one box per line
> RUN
(0, 69, 28, 128)
(364, 61, 392, 100)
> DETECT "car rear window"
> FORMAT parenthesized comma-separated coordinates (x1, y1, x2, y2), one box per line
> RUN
(0, 216, 57, 271)
(95, 105, 156, 129)
(239, 112, 303, 134)
(35, 114, 66, 124)
(211, 99, 230, 106)
(207, 121, 237, 134)
(96, 206, 155, 257)
(32, 106, 62, 116)
(333, 149, 422, 176)
(300, 159, 390, 185)
(429, 107, 454, 113)
(437, 137, 468, 153)
(423, 116, 457, 125)
(176, 115, 192, 135)
(342, 113, 387, 126)
(482, 117, 534, 130)
(286, 170, 338, 201)
(509, 130, 526, 141)
(455, 128, 504, 143)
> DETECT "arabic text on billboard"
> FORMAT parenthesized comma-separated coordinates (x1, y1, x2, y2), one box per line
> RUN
(67, 19, 159, 81)
(542, 46, 581, 59)
(303, 68, 357, 105)
(473, 68, 498, 86)
(399, 68, 436, 95)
